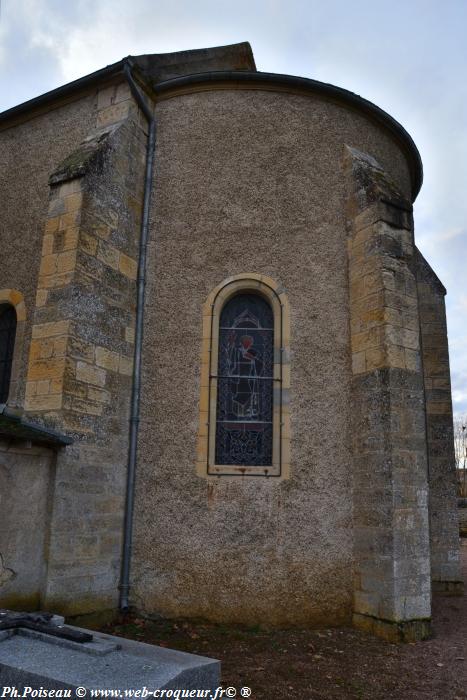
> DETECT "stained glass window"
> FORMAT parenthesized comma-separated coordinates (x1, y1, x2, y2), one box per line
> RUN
(0, 305, 16, 403)
(215, 294, 274, 466)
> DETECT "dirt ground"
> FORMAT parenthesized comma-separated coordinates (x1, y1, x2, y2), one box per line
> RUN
(99, 541, 467, 700)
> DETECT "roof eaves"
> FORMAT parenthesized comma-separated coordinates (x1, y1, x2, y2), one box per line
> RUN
(0, 404, 72, 447)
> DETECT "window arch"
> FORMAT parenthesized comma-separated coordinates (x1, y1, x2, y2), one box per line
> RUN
(197, 274, 291, 478)
(0, 305, 17, 403)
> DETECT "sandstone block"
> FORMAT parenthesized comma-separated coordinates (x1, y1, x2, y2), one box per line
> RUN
(45, 217, 60, 235)
(71, 398, 103, 416)
(28, 358, 66, 381)
(63, 192, 83, 212)
(119, 355, 133, 376)
(97, 241, 120, 270)
(58, 179, 83, 197)
(80, 232, 98, 256)
(59, 210, 81, 230)
(39, 254, 58, 276)
(95, 347, 120, 372)
(76, 362, 106, 387)
(32, 321, 70, 339)
(119, 253, 137, 280)
(97, 102, 130, 127)
(88, 387, 111, 404)
(36, 379, 51, 395)
(25, 393, 63, 411)
(57, 250, 77, 273)
(125, 326, 135, 344)
(42, 234, 54, 256)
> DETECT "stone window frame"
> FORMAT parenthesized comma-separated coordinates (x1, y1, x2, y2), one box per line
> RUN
(197, 274, 291, 478)
(0, 290, 26, 407)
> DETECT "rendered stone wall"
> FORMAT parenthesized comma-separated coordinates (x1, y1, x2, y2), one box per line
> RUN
(0, 96, 96, 408)
(0, 440, 55, 609)
(416, 251, 462, 591)
(131, 87, 415, 625)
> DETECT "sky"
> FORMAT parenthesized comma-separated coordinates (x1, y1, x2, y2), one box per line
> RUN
(0, 0, 466, 416)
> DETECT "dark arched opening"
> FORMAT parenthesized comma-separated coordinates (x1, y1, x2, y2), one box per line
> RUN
(0, 305, 17, 403)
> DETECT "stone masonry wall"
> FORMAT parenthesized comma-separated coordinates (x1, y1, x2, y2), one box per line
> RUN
(345, 147, 432, 642)
(416, 251, 462, 592)
(22, 82, 147, 614)
(0, 440, 55, 609)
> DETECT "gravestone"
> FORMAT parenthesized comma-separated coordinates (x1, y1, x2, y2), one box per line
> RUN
(0, 610, 220, 694)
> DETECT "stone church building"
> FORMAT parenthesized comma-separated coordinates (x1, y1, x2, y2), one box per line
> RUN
(0, 42, 462, 641)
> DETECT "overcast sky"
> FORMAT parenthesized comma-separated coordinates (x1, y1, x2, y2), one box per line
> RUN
(1, 0, 466, 416)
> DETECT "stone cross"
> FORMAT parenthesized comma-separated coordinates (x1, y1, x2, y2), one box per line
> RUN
(0, 609, 93, 643)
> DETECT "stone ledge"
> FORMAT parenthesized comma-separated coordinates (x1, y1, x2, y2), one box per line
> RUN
(49, 126, 119, 185)
(353, 612, 432, 643)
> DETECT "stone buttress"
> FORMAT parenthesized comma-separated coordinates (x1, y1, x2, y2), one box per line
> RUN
(23, 83, 148, 614)
(415, 251, 463, 594)
(345, 146, 432, 642)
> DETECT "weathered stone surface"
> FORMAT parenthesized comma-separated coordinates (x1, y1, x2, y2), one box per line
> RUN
(0, 443, 55, 609)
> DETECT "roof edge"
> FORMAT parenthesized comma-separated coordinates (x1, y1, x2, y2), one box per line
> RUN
(0, 59, 125, 127)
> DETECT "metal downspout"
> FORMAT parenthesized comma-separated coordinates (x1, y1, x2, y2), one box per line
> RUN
(119, 60, 156, 611)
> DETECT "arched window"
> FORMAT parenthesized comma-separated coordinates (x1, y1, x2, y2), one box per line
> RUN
(215, 293, 274, 466)
(0, 304, 17, 403)
(197, 274, 291, 478)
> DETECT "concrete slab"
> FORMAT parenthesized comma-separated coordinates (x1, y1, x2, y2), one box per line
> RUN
(0, 625, 220, 693)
